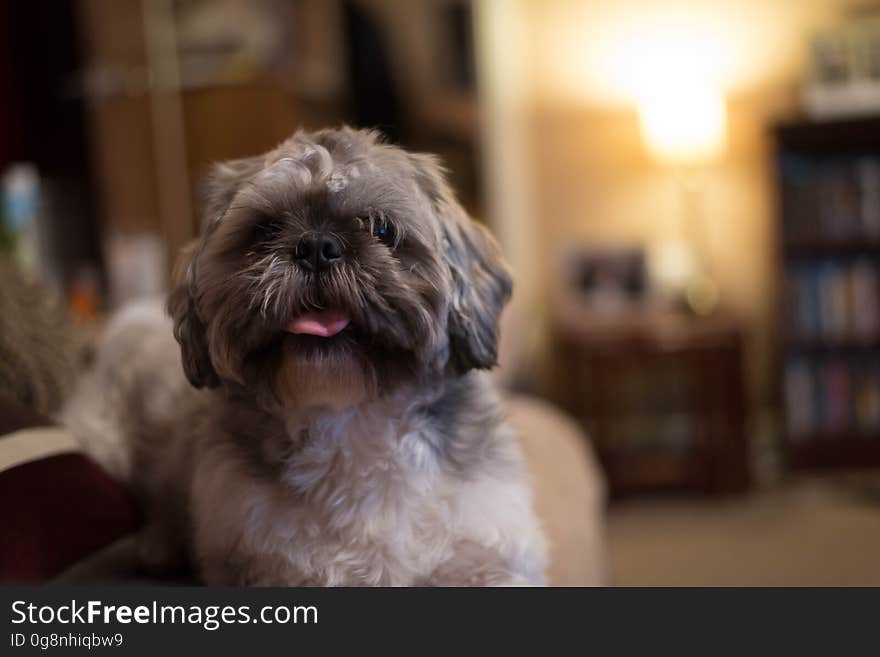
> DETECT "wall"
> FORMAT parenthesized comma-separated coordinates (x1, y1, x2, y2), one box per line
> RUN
(478, 0, 859, 402)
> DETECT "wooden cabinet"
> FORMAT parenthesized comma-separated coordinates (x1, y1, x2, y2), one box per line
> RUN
(550, 307, 750, 496)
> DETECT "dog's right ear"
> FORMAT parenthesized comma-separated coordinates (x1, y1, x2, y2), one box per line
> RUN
(167, 242, 219, 389)
(166, 156, 264, 388)
(201, 155, 264, 227)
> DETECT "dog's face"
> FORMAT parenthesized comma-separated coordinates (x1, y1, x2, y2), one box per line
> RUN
(168, 128, 511, 411)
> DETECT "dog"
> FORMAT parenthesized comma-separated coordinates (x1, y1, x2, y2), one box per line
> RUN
(63, 127, 548, 586)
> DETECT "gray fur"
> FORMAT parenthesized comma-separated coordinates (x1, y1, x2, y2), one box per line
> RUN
(64, 128, 545, 586)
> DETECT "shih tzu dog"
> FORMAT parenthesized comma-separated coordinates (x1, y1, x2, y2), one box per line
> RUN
(64, 127, 547, 586)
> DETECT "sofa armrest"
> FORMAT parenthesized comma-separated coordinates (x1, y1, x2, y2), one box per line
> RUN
(506, 394, 608, 586)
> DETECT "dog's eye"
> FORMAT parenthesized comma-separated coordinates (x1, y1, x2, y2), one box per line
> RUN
(252, 215, 283, 244)
(369, 217, 397, 248)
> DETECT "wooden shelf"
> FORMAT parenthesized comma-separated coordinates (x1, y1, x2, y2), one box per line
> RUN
(784, 339, 880, 353)
(600, 452, 707, 496)
(775, 115, 880, 153)
(788, 437, 880, 469)
(551, 308, 749, 496)
(783, 241, 880, 258)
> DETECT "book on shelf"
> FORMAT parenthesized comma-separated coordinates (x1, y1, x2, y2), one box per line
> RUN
(859, 159, 880, 239)
(781, 154, 880, 246)
(786, 259, 880, 345)
(785, 356, 880, 441)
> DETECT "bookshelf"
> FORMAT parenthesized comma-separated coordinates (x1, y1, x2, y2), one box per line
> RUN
(775, 115, 880, 469)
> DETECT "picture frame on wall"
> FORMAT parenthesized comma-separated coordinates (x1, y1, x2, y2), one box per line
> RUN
(805, 15, 880, 119)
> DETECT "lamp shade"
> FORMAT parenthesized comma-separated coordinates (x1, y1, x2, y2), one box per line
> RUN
(637, 82, 727, 166)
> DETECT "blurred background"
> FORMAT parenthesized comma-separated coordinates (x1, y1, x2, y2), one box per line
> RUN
(3, 0, 880, 584)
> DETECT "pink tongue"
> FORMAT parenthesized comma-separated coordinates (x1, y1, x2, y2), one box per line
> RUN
(286, 310, 350, 337)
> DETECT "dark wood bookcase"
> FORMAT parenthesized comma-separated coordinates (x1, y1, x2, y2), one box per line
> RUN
(550, 307, 749, 496)
(774, 115, 880, 469)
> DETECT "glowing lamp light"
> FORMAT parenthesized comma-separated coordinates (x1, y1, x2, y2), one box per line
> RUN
(637, 82, 727, 166)
(605, 19, 729, 166)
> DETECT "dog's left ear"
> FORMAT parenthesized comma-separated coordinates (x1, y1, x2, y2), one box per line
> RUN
(409, 154, 513, 373)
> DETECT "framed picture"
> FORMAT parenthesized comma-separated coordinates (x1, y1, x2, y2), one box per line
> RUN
(566, 248, 647, 309)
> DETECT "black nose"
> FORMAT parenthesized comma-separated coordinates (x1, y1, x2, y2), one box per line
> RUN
(294, 233, 343, 272)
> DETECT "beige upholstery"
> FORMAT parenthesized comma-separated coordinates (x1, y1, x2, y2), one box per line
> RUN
(507, 394, 608, 586)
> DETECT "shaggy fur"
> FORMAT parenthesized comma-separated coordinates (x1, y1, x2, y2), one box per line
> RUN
(63, 127, 547, 586)
(0, 258, 88, 415)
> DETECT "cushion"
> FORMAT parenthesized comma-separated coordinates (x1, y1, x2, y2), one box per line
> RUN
(508, 395, 609, 585)
(0, 395, 141, 583)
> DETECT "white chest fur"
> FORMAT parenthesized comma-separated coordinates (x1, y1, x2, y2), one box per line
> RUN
(188, 399, 543, 586)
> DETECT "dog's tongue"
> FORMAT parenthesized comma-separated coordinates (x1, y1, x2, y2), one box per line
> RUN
(286, 310, 350, 338)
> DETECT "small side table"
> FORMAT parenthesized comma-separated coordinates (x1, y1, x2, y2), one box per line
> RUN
(549, 304, 750, 496)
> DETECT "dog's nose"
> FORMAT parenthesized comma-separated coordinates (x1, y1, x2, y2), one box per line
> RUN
(294, 233, 343, 272)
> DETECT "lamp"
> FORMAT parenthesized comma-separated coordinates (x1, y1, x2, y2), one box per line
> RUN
(637, 82, 727, 166)
(637, 80, 727, 315)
